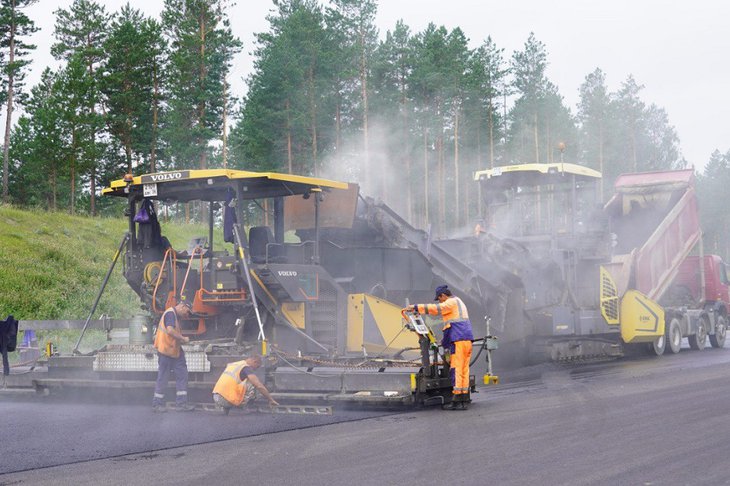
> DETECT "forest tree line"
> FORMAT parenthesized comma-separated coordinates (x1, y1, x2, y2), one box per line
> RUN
(0, 0, 728, 256)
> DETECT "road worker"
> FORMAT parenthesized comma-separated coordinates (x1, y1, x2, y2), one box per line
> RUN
(212, 354, 279, 414)
(405, 285, 474, 410)
(152, 301, 194, 412)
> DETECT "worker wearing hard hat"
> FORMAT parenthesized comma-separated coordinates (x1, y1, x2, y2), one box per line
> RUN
(405, 285, 474, 410)
(152, 301, 194, 412)
(212, 355, 279, 415)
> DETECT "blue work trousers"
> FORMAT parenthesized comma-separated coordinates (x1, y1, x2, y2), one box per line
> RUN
(153, 351, 188, 406)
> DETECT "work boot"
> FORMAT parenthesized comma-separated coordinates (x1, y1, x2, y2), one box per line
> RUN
(444, 399, 460, 410)
(446, 394, 469, 411)
(461, 393, 471, 410)
(172, 403, 196, 412)
(152, 404, 167, 413)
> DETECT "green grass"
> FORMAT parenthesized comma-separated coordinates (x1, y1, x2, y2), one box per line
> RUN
(0, 205, 135, 320)
(0, 204, 222, 321)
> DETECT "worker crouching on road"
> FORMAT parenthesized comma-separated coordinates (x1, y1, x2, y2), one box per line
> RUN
(212, 355, 279, 415)
(152, 301, 194, 412)
(406, 285, 474, 410)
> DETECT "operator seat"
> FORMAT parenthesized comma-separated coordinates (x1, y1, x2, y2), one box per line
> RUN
(249, 226, 286, 264)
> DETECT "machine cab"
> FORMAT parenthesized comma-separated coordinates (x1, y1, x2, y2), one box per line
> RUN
(474, 162, 604, 244)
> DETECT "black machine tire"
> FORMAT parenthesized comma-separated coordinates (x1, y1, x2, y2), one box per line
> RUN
(688, 317, 708, 350)
(647, 334, 666, 356)
(710, 314, 727, 348)
(665, 317, 682, 354)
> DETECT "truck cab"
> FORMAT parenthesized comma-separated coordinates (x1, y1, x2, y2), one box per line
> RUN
(669, 255, 730, 315)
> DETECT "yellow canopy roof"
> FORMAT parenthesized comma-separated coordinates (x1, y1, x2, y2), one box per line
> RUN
(474, 162, 602, 185)
(103, 169, 349, 202)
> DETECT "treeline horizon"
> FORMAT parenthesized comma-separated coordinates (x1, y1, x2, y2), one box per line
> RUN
(0, 0, 729, 256)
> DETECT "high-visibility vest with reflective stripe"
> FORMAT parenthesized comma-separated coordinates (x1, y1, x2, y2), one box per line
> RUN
(154, 309, 181, 358)
(213, 360, 250, 406)
(415, 296, 470, 330)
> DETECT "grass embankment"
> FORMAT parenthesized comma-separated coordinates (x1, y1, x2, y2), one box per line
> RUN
(0, 204, 217, 355)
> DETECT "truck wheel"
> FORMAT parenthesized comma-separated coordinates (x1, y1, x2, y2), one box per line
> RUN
(665, 318, 682, 354)
(710, 315, 727, 348)
(647, 335, 665, 356)
(688, 317, 708, 350)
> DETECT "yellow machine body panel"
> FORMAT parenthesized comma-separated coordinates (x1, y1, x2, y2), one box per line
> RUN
(347, 294, 418, 354)
(620, 289, 665, 343)
(281, 302, 306, 329)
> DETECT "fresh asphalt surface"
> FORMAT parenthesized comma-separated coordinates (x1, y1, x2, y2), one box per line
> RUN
(0, 397, 390, 475)
(3, 343, 730, 485)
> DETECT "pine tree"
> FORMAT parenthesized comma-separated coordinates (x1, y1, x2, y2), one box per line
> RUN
(10, 68, 69, 209)
(509, 33, 547, 163)
(326, 0, 378, 191)
(52, 0, 110, 215)
(56, 57, 97, 215)
(466, 36, 508, 169)
(161, 0, 241, 170)
(370, 20, 414, 218)
(698, 150, 730, 259)
(642, 103, 683, 170)
(577, 68, 610, 198)
(540, 81, 577, 164)
(407, 24, 473, 234)
(450, 28, 472, 226)
(101, 5, 166, 174)
(232, 0, 332, 175)
(508, 33, 575, 166)
(613, 75, 645, 174)
(0, 0, 38, 204)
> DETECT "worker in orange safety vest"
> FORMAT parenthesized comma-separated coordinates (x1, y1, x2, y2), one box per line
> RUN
(212, 355, 279, 414)
(405, 285, 474, 410)
(152, 301, 194, 412)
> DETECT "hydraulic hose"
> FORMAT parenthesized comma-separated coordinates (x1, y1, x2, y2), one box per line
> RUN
(470, 316, 495, 366)
(470, 338, 488, 366)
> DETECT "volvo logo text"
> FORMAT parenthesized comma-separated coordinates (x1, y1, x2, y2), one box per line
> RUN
(150, 172, 183, 182)
(277, 271, 297, 277)
(141, 171, 189, 184)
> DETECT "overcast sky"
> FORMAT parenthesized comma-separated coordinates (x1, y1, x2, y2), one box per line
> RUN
(19, 0, 730, 171)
